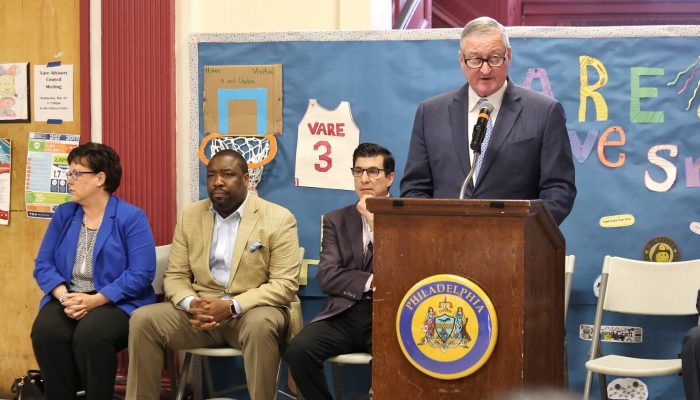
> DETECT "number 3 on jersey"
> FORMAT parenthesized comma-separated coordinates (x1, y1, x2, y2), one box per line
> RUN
(314, 140, 332, 172)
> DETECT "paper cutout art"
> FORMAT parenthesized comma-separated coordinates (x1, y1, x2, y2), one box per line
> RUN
(0, 63, 28, 121)
(599, 214, 635, 228)
(294, 99, 359, 191)
(203, 65, 283, 136)
(608, 377, 648, 400)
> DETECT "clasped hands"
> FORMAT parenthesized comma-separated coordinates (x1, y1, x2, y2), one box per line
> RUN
(188, 297, 232, 330)
(62, 292, 108, 320)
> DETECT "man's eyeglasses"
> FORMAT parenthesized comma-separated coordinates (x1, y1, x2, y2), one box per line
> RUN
(463, 54, 507, 69)
(67, 170, 98, 180)
(350, 167, 385, 178)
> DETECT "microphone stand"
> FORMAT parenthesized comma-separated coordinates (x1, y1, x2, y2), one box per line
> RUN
(459, 150, 480, 200)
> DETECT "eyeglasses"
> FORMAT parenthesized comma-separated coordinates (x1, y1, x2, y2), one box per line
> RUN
(350, 167, 385, 178)
(67, 170, 98, 180)
(463, 54, 507, 69)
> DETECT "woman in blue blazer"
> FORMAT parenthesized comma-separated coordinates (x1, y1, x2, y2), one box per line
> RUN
(31, 142, 156, 400)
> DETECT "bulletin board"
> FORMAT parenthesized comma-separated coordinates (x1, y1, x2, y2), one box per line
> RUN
(0, 0, 81, 395)
(191, 26, 700, 398)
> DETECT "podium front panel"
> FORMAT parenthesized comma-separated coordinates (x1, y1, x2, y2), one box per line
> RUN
(369, 198, 564, 399)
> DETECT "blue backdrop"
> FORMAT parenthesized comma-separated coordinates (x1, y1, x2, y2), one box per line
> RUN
(191, 27, 700, 399)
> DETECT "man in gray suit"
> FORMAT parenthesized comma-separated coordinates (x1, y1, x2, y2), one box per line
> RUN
(400, 16, 576, 224)
(285, 143, 394, 400)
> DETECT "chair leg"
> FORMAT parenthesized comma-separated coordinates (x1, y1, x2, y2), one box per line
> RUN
(563, 338, 569, 390)
(598, 373, 608, 400)
(276, 359, 298, 400)
(582, 370, 593, 400)
(166, 349, 178, 400)
(278, 390, 299, 400)
(175, 352, 192, 400)
(331, 362, 342, 400)
(202, 355, 217, 397)
(191, 355, 204, 400)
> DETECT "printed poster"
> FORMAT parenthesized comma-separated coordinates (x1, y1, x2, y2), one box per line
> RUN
(0, 138, 10, 225)
(0, 63, 29, 121)
(33, 64, 74, 122)
(25, 132, 79, 219)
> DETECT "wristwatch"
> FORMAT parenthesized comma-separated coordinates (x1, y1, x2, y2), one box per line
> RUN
(229, 299, 238, 318)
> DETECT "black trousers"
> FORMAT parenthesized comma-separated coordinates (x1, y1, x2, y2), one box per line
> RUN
(31, 300, 129, 400)
(285, 299, 372, 400)
(683, 326, 700, 400)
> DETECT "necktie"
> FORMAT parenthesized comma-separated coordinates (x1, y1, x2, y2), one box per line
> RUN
(473, 98, 493, 184)
(364, 241, 373, 271)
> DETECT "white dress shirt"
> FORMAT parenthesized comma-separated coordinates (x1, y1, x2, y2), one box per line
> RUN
(467, 81, 508, 167)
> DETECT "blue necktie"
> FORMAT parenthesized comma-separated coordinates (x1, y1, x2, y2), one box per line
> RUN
(473, 98, 493, 184)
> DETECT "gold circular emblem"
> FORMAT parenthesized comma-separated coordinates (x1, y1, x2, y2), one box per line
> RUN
(395, 274, 498, 380)
(642, 236, 680, 262)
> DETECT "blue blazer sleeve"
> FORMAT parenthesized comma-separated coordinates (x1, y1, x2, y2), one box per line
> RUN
(34, 203, 77, 298)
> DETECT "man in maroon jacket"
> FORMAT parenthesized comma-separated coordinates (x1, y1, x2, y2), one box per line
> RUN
(285, 143, 394, 400)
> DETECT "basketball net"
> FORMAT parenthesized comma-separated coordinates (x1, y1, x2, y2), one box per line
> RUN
(199, 133, 278, 194)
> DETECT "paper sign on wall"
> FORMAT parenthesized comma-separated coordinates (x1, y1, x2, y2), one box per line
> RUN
(33, 64, 74, 122)
(25, 132, 78, 219)
(0, 138, 11, 225)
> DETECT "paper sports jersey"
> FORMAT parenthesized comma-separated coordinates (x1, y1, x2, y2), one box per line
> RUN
(295, 99, 359, 191)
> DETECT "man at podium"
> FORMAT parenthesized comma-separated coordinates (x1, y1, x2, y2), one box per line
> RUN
(400, 16, 576, 224)
(286, 143, 395, 399)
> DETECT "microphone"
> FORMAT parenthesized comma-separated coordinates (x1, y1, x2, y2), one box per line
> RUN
(459, 101, 494, 199)
(470, 101, 495, 152)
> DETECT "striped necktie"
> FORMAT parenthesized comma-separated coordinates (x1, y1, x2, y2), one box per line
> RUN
(364, 241, 373, 271)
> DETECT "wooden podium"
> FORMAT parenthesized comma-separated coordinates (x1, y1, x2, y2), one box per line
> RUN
(367, 198, 565, 399)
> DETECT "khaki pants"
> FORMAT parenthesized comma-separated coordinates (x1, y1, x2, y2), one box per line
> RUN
(126, 302, 287, 400)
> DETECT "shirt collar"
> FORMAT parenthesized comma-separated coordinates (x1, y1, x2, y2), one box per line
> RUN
(209, 193, 249, 221)
(468, 80, 508, 112)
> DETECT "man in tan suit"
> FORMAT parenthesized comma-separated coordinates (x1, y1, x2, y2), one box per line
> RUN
(126, 149, 301, 400)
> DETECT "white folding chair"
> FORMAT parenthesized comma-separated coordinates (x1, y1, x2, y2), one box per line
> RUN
(326, 353, 372, 400)
(154, 245, 178, 398)
(564, 254, 576, 322)
(80, 244, 176, 399)
(153, 244, 172, 295)
(562, 254, 576, 388)
(174, 247, 304, 400)
(583, 256, 700, 399)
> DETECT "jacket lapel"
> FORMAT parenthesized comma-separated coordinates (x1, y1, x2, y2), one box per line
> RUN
(345, 206, 365, 270)
(476, 82, 522, 187)
(201, 201, 214, 281)
(92, 196, 116, 266)
(449, 84, 471, 178)
(65, 205, 83, 274)
(227, 194, 260, 287)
